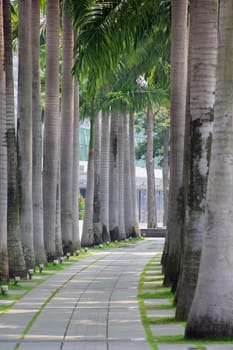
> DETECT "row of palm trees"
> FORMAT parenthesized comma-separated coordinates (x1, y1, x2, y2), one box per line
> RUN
(0, 0, 170, 281)
(163, 0, 233, 339)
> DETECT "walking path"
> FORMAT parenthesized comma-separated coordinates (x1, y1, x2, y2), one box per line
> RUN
(1, 238, 233, 350)
(0, 238, 163, 350)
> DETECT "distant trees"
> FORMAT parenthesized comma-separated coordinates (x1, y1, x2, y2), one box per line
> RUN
(0, 0, 170, 279)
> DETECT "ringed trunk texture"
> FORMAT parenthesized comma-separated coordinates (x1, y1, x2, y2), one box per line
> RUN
(31, 0, 47, 265)
(186, 0, 233, 339)
(129, 112, 140, 236)
(124, 113, 135, 237)
(60, 3, 74, 253)
(146, 105, 157, 229)
(72, 80, 80, 250)
(81, 119, 95, 247)
(43, 0, 60, 261)
(100, 111, 110, 242)
(118, 113, 126, 240)
(109, 113, 119, 241)
(93, 112, 102, 244)
(18, 0, 35, 269)
(3, 0, 26, 277)
(176, 0, 217, 320)
(163, 0, 188, 288)
(0, 0, 9, 282)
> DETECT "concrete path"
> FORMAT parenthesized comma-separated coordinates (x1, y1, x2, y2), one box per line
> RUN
(0, 238, 164, 350)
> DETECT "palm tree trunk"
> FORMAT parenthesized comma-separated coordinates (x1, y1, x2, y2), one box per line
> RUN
(146, 104, 157, 228)
(3, 0, 26, 277)
(176, 0, 217, 321)
(81, 118, 95, 246)
(124, 113, 134, 237)
(129, 112, 140, 236)
(185, 0, 233, 339)
(100, 110, 110, 242)
(163, 0, 188, 288)
(72, 80, 80, 250)
(118, 113, 126, 239)
(109, 113, 119, 241)
(60, 2, 74, 254)
(43, 0, 60, 261)
(55, 140, 63, 257)
(162, 129, 169, 226)
(93, 112, 102, 244)
(32, 0, 47, 265)
(0, 0, 9, 282)
(18, 0, 35, 269)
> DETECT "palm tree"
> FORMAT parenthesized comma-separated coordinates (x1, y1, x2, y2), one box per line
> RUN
(163, 0, 188, 289)
(109, 112, 120, 241)
(3, 0, 26, 277)
(124, 113, 134, 236)
(72, 80, 81, 250)
(60, 1, 74, 254)
(118, 112, 126, 239)
(43, 0, 60, 261)
(161, 128, 169, 226)
(32, 0, 47, 265)
(81, 118, 95, 246)
(129, 111, 140, 235)
(0, 0, 9, 282)
(100, 110, 111, 241)
(93, 112, 102, 244)
(146, 103, 157, 228)
(175, 0, 217, 321)
(186, 0, 233, 338)
(17, 0, 35, 269)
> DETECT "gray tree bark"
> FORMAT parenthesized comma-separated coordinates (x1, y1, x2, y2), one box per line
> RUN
(43, 0, 60, 261)
(60, 2, 74, 253)
(72, 80, 80, 250)
(32, 0, 47, 265)
(186, 0, 233, 339)
(0, 0, 9, 282)
(3, 0, 26, 277)
(176, 0, 217, 321)
(109, 113, 120, 241)
(163, 0, 188, 288)
(100, 111, 110, 242)
(18, 0, 35, 269)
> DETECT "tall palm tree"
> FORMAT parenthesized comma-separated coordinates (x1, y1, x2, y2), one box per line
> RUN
(124, 113, 134, 236)
(186, 0, 233, 338)
(163, 0, 188, 289)
(146, 103, 157, 228)
(32, 0, 47, 265)
(100, 110, 111, 242)
(81, 118, 95, 246)
(118, 112, 126, 239)
(60, 1, 74, 254)
(72, 80, 80, 250)
(3, 0, 26, 277)
(43, 0, 60, 261)
(109, 112, 120, 241)
(175, 0, 217, 321)
(129, 111, 140, 235)
(17, 0, 35, 269)
(0, 0, 9, 282)
(93, 111, 102, 244)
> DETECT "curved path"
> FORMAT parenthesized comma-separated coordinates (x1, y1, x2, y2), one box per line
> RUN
(0, 238, 164, 350)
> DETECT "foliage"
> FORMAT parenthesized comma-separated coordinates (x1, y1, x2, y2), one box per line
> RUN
(79, 194, 85, 220)
(135, 108, 170, 165)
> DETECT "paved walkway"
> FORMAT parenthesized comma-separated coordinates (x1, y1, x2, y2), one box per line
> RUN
(0, 238, 164, 350)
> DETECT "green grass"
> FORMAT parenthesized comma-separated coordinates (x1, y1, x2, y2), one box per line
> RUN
(91, 236, 145, 250)
(137, 253, 233, 349)
(138, 253, 188, 350)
